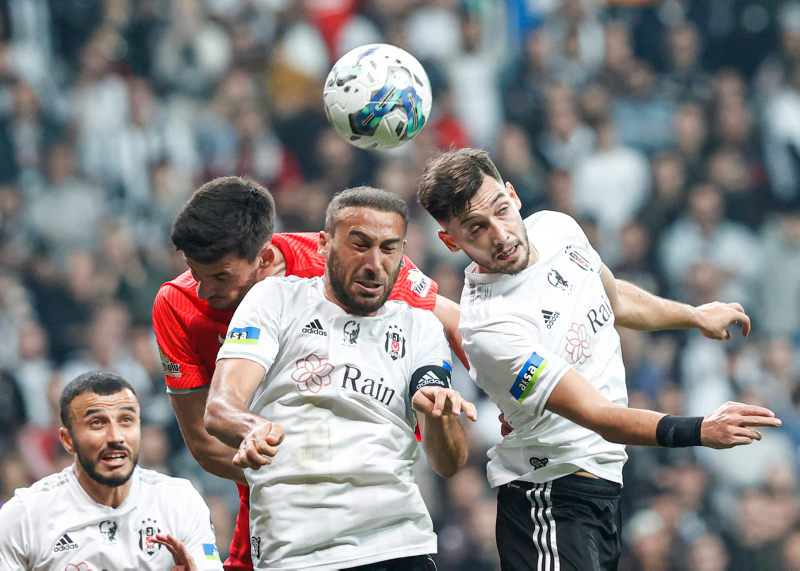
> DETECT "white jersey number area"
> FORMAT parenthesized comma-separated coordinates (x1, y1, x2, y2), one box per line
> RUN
(218, 276, 450, 570)
(0, 466, 222, 571)
(460, 211, 629, 488)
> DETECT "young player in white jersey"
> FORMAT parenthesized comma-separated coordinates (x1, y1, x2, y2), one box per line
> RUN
(205, 187, 477, 570)
(417, 148, 782, 570)
(0, 372, 223, 571)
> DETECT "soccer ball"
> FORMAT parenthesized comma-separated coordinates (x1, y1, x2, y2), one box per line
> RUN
(323, 44, 433, 151)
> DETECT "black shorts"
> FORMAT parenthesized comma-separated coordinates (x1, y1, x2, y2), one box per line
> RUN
(496, 474, 622, 571)
(343, 554, 437, 571)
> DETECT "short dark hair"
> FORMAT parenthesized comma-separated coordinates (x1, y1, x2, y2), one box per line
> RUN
(171, 176, 276, 264)
(324, 186, 409, 235)
(60, 372, 137, 430)
(417, 148, 503, 222)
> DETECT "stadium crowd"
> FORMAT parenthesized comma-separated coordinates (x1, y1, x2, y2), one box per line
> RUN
(1, 0, 800, 569)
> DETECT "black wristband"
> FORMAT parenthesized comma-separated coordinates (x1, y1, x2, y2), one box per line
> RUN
(409, 365, 451, 398)
(656, 415, 704, 447)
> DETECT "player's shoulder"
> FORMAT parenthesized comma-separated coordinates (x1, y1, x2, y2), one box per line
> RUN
(137, 468, 203, 498)
(525, 210, 581, 235)
(10, 466, 72, 509)
(384, 300, 441, 328)
(154, 270, 199, 311)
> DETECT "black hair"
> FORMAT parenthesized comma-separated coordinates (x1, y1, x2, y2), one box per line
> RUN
(324, 186, 409, 235)
(171, 176, 276, 264)
(417, 148, 503, 222)
(60, 372, 137, 429)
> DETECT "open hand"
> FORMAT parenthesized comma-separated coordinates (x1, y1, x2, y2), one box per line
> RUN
(233, 420, 285, 470)
(412, 386, 478, 421)
(701, 401, 781, 449)
(153, 534, 197, 571)
(696, 301, 751, 340)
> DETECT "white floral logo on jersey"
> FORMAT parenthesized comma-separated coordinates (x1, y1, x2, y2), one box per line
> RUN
(565, 322, 591, 364)
(292, 354, 334, 393)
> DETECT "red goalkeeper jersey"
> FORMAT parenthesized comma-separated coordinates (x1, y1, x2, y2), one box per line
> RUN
(151, 232, 438, 570)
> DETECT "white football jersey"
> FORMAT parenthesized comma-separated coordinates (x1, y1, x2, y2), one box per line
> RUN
(217, 276, 450, 570)
(460, 211, 628, 487)
(0, 466, 222, 571)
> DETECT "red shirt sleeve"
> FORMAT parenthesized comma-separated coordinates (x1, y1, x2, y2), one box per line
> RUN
(388, 255, 439, 311)
(152, 286, 213, 392)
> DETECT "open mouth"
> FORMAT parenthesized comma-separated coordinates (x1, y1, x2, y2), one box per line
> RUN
(496, 244, 518, 261)
(100, 450, 128, 468)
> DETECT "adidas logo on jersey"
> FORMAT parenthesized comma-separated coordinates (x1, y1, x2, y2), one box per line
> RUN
(542, 309, 560, 329)
(302, 319, 327, 336)
(54, 533, 79, 552)
(417, 371, 441, 388)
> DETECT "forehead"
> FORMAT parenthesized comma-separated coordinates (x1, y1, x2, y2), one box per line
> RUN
(70, 390, 139, 417)
(454, 177, 507, 223)
(334, 207, 405, 240)
(184, 252, 248, 275)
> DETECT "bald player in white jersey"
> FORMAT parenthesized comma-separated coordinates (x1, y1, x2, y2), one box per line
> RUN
(205, 186, 477, 570)
(0, 371, 222, 571)
(418, 148, 782, 571)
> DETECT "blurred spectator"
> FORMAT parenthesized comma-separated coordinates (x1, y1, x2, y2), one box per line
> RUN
(572, 119, 650, 262)
(612, 60, 676, 155)
(538, 83, 595, 170)
(756, 1, 800, 100)
(763, 62, 800, 207)
(0, 368, 26, 455)
(544, 0, 604, 89)
(673, 102, 710, 183)
(759, 210, 800, 337)
(492, 123, 547, 216)
(597, 21, 635, 98)
(13, 320, 53, 427)
(502, 30, 554, 143)
(660, 183, 760, 306)
(658, 22, 713, 105)
(24, 142, 105, 260)
(151, 0, 232, 97)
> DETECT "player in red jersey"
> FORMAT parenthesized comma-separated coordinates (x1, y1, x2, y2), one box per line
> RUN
(152, 177, 465, 570)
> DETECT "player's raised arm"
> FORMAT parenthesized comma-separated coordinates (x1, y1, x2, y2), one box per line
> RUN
(205, 358, 284, 470)
(600, 263, 751, 339)
(545, 367, 781, 449)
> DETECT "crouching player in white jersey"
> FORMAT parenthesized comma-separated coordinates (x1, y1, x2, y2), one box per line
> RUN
(205, 187, 478, 570)
(417, 148, 783, 571)
(0, 371, 223, 571)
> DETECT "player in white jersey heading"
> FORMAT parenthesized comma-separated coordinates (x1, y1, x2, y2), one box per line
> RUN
(0, 371, 222, 571)
(205, 186, 478, 570)
(417, 148, 782, 570)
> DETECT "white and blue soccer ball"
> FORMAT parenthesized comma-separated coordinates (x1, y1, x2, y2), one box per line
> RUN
(323, 44, 433, 151)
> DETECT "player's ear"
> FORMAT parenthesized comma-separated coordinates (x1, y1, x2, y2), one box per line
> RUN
(318, 231, 331, 257)
(506, 182, 523, 210)
(438, 230, 461, 253)
(59, 426, 75, 455)
(258, 242, 274, 268)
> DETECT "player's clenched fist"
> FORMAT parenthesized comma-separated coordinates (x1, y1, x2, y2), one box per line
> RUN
(701, 401, 781, 449)
(412, 386, 478, 421)
(233, 419, 285, 469)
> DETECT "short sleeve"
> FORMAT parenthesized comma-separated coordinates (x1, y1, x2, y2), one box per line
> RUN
(179, 486, 224, 570)
(411, 311, 452, 372)
(0, 497, 31, 569)
(389, 256, 439, 311)
(152, 287, 212, 392)
(216, 279, 283, 373)
(464, 318, 571, 419)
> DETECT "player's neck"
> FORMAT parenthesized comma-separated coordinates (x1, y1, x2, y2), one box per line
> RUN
(73, 463, 133, 509)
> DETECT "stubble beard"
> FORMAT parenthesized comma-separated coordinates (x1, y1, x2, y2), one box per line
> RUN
(326, 246, 401, 315)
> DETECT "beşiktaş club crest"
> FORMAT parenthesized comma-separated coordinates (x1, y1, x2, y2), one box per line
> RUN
(385, 325, 406, 360)
(138, 518, 162, 556)
(251, 536, 262, 559)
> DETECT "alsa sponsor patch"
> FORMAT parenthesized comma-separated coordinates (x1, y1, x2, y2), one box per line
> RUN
(510, 352, 548, 403)
(159, 347, 181, 378)
(225, 327, 261, 344)
(406, 269, 431, 297)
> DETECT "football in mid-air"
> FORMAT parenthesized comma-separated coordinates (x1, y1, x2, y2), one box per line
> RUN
(323, 44, 433, 151)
